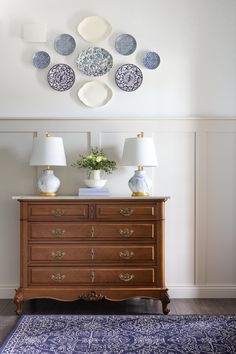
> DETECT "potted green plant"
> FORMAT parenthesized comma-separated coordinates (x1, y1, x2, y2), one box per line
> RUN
(72, 147, 117, 187)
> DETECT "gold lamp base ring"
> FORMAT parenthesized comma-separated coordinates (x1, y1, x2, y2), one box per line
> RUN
(132, 192, 149, 197)
(40, 192, 57, 197)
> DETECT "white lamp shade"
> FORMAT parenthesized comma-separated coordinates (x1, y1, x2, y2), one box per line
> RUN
(121, 137, 158, 167)
(30, 136, 67, 166)
(23, 23, 47, 42)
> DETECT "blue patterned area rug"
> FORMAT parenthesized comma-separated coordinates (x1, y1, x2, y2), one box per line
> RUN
(0, 315, 235, 354)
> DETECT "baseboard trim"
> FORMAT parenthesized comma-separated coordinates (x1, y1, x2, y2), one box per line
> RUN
(168, 285, 236, 298)
(0, 285, 17, 299)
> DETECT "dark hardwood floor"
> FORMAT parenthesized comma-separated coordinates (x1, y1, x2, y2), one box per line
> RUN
(0, 298, 236, 344)
(1, 297, 236, 316)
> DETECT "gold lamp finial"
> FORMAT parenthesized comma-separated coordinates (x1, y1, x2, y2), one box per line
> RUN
(137, 132, 144, 138)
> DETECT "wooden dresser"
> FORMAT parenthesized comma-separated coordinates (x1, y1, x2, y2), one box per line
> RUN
(13, 196, 170, 314)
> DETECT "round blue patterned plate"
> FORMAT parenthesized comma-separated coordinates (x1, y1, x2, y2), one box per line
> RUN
(143, 51, 160, 69)
(32, 51, 50, 69)
(76, 47, 113, 77)
(115, 34, 137, 55)
(115, 64, 143, 92)
(47, 64, 75, 91)
(54, 33, 76, 55)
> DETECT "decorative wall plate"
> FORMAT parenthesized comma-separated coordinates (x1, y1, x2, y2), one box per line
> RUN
(32, 51, 50, 69)
(77, 16, 112, 43)
(54, 33, 76, 55)
(76, 47, 113, 76)
(47, 64, 75, 91)
(115, 64, 143, 92)
(115, 34, 137, 55)
(143, 51, 160, 69)
(78, 81, 113, 107)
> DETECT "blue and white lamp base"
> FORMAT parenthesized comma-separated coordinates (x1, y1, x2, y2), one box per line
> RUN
(128, 169, 152, 196)
(37, 169, 61, 196)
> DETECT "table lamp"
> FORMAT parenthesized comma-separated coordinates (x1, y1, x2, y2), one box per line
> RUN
(30, 133, 67, 196)
(121, 132, 158, 196)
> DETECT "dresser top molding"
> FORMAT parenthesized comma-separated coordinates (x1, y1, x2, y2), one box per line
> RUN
(12, 195, 169, 201)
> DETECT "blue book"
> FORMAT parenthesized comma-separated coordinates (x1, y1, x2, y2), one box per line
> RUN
(78, 187, 110, 195)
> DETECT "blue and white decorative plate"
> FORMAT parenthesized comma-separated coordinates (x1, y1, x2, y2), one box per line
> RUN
(115, 64, 143, 92)
(32, 51, 50, 69)
(143, 51, 160, 69)
(115, 34, 137, 55)
(54, 33, 76, 55)
(47, 64, 75, 91)
(76, 47, 113, 76)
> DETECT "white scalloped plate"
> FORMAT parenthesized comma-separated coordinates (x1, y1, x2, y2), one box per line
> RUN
(77, 16, 112, 43)
(78, 81, 113, 107)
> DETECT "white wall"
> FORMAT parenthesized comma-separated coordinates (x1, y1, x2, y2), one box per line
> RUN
(0, 0, 236, 298)
(1, 0, 236, 117)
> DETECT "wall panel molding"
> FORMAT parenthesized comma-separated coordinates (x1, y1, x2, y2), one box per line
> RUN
(0, 118, 235, 298)
(0, 117, 236, 121)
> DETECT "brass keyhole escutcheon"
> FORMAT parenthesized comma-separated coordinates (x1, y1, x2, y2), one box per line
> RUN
(90, 271, 95, 283)
(91, 248, 95, 260)
(90, 226, 95, 237)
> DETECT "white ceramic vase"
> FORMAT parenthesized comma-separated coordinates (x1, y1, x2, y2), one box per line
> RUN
(84, 170, 107, 188)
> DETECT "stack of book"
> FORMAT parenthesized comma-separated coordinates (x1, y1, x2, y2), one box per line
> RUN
(78, 187, 110, 196)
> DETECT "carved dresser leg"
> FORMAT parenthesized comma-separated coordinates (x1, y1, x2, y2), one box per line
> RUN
(14, 288, 24, 315)
(160, 289, 170, 315)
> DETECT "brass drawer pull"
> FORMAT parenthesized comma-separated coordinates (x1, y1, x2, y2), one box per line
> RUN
(119, 208, 134, 217)
(51, 250, 66, 259)
(119, 250, 134, 259)
(51, 208, 65, 217)
(119, 273, 134, 282)
(91, 248, 95, 260)
(51, 273, 65, 282)
(91, 271, 95, 283)
(51, 228, 66, 236)
(119, 228, 134, 237)
(90, 226, 95, 238)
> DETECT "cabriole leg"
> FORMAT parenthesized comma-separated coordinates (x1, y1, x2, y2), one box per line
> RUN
(160, 289, 170, 315)
(14, 288, 24, 315)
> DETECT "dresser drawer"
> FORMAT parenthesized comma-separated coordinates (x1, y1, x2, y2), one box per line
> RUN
(29, 245, 155, 264)
(96, 203, 162, 220)
(29, 267, 155, 285)
(29, 222, 155, 241)
(28, 204, 89, 221)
